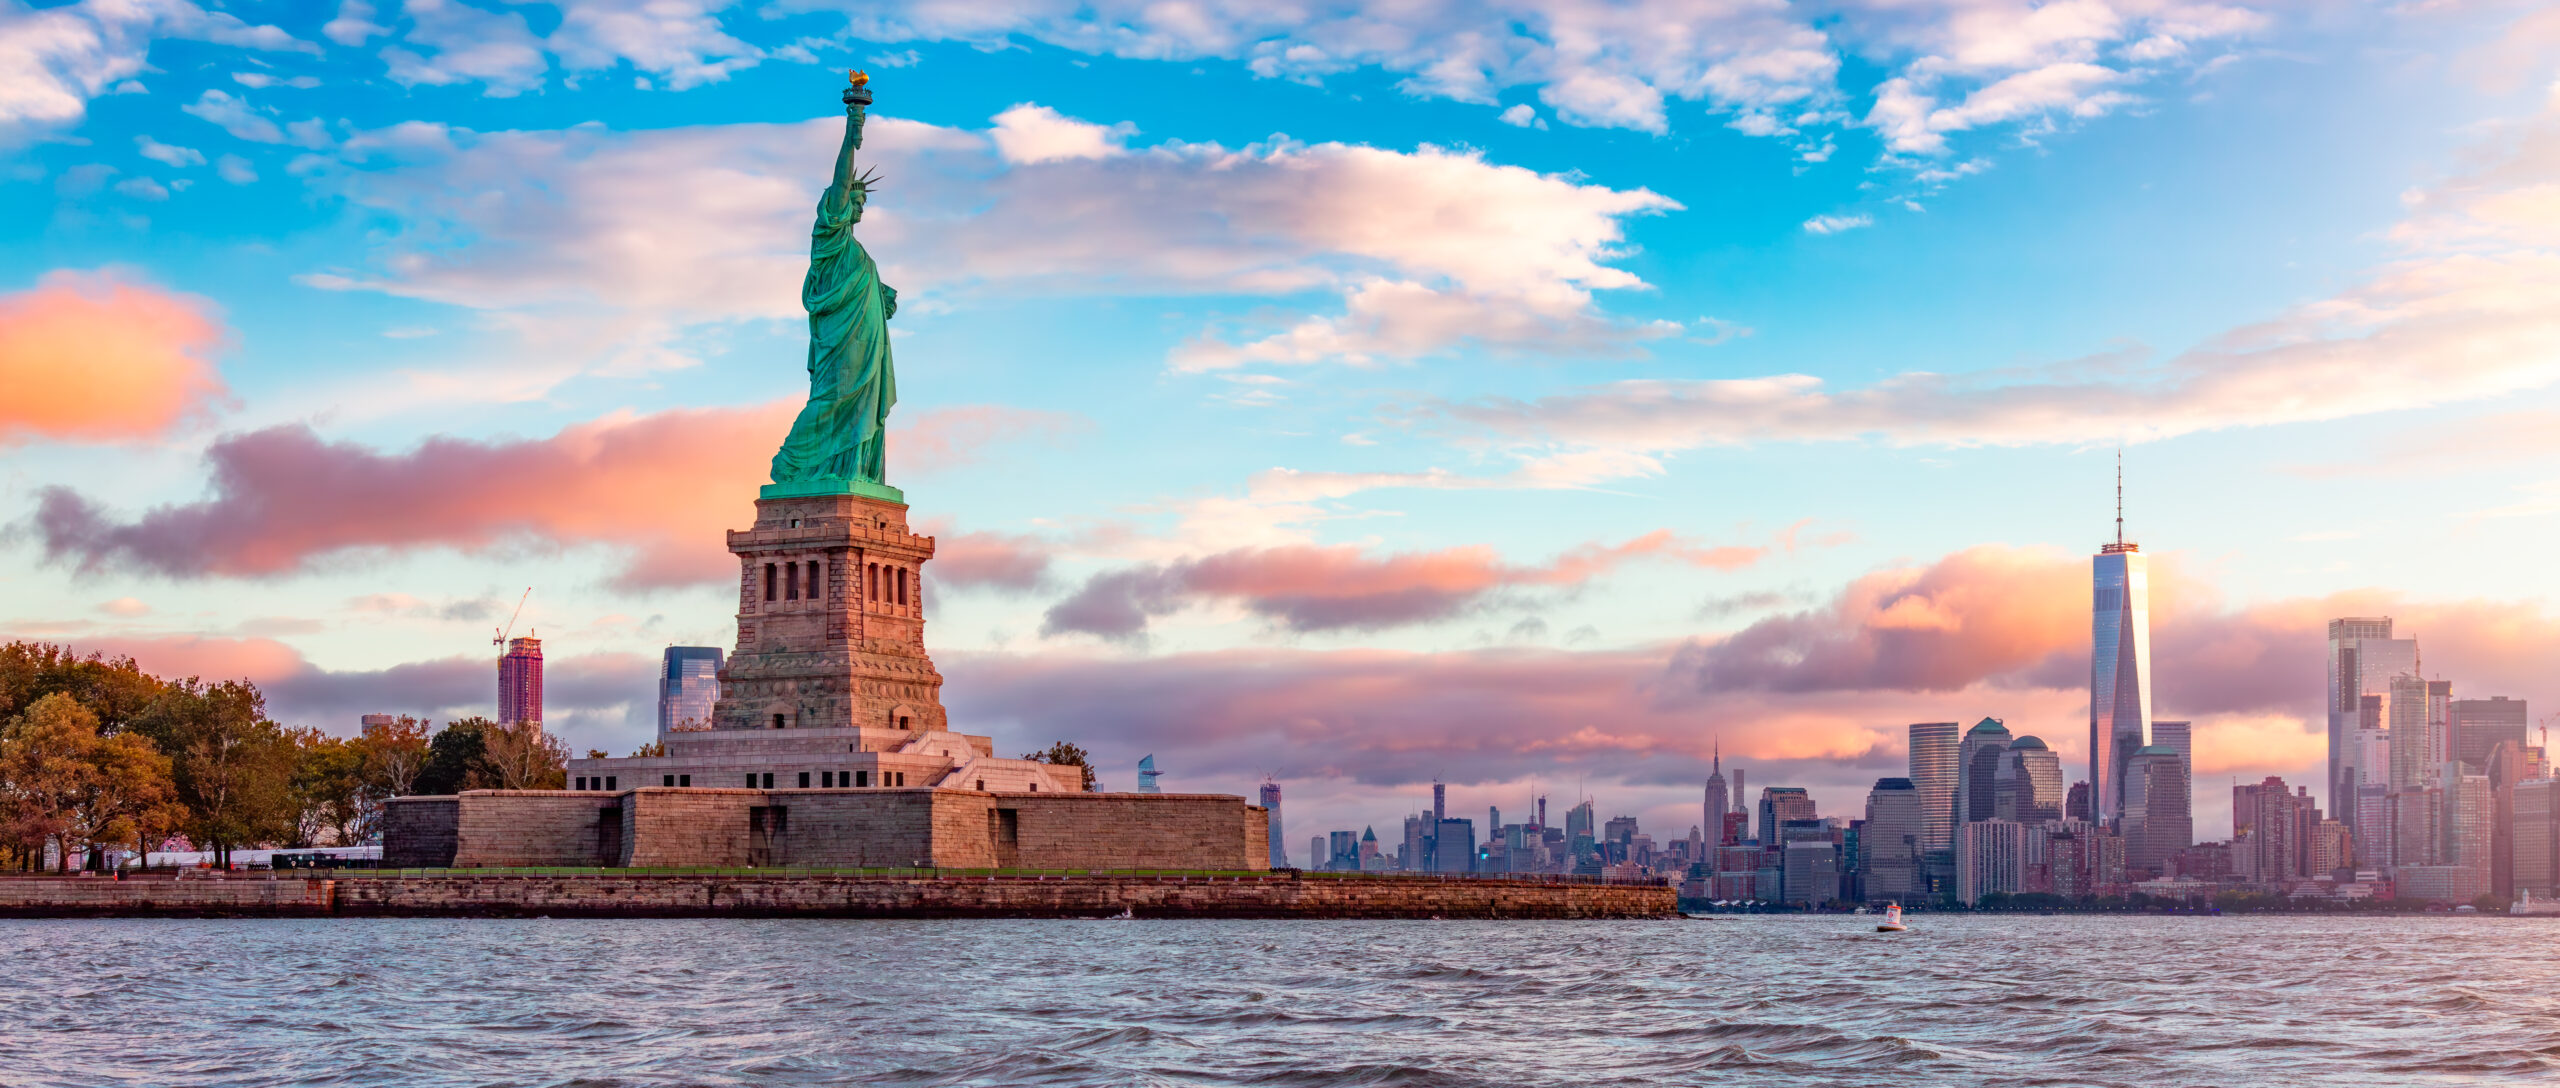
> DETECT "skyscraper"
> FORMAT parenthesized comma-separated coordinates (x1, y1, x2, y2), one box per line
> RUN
(1758, 787, 1814, 846)
(1730, 770, 1745, 815)
(498, 635, 543, 725)
(1956, 819, 2025, 905)
(2449, 696, 2528, 772)
(657, 646, 724, 735)
(1260, 781, 1287, 868)
(2151, 719, 2192, 793)
(1956, 717, 2012, 830)
(2388, 674, 2440, 790)
(2327, 617, 2415, 816)
(1862, 777, 1923, 902)
(2122, 745, 2191, 875)
(1704, 744, 1730, 845)
(1909, 722, 1959, 854)
(2092, 468, 2151, 826)
(1996, 735, 2065, 824)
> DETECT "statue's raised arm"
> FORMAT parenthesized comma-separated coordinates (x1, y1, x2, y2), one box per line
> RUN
(764, 72, 902, 501)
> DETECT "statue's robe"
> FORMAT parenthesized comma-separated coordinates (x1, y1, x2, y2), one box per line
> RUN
(769, 179, 897, 487)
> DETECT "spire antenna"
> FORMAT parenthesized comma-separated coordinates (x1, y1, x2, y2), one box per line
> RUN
(2115, 446, 2124, 547)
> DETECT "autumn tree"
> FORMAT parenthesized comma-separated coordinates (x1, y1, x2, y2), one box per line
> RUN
(288, 729, 369, 847)
(355, 714, 432, 798)
(0, 642, 165, 736)
(0, 694, 181, 870)
(480, 720, 568, 791)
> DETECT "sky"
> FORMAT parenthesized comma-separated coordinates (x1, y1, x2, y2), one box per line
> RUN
(7, 0, 2560, 860)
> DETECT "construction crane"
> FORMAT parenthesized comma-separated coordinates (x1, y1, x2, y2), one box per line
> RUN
(492, 588, 531, 658)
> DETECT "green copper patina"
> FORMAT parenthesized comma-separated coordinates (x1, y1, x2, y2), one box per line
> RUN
(763, 73, 903, 503)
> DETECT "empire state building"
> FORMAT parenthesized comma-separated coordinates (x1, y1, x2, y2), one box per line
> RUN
(2090, 464, 2152, 827)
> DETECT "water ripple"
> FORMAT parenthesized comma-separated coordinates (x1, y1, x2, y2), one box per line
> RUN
(0, 915, 2553, 1086)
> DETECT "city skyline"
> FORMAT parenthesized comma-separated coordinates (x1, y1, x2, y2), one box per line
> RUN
(11, 3, 2560, 845)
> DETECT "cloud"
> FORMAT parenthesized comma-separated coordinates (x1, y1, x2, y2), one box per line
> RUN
(1415, 87, 2560, 468)
(931, 530, 1054, 592)
(179, 88, 326, 147)
(828, 0, 1838, 137)
(0, 270, 230, 445)
(134, 135, 203, 167)
(0, 0, 308, 144)
(1842, 0, 2267, 158)
(27, 402, 1072, 588)
(301, 106, 1685, 379)
(379, 0, 547, 95)
(1041, 529, 1777, 640)
(375, 0, 759, 95)
(1801, 212, 1872, 234)
(987, 103, 1132, 164)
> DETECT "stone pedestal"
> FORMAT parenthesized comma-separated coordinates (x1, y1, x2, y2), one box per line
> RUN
(710, 491, 946, 733)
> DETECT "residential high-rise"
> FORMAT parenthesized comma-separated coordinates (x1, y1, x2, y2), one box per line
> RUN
(1758, 787, 1814, 846)
(1704, 744, 1731, 846)
(2512, 778, 2560, 899)
(498, 635, 543, 725)
(2327, 617, 2416, 816)
(657, 646, 724, 735)
(2449, 696, 2528, 773)
(1862, 777, 1924, 902)
(2234, 777, 2299, 884)
(1260, 781, 1286, 869)
(2092, 471, 2152, 826)
(1432, 780, 1446, 826)
(1908, 722, 1959, 854)
(1956, 819, 2025, 905)
(2122, 745, 2191, 875)
(1730, 770, 1745, 816)
(1995, 735, 2065, 824)
(1956, 717, 2012, 829)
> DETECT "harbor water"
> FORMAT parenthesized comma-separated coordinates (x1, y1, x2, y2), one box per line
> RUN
(2, 914, 2550, 1086)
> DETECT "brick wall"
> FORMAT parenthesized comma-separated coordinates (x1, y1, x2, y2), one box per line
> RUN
(383, 797, 459, 867)
(453, 791, 624, 867)
(396, 787, 1275, 871)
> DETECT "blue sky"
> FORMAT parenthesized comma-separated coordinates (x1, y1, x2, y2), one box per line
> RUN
(7, 0, 2560, 849)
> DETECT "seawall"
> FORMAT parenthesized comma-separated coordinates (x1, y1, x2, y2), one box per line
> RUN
(0, 873, 1676, 920)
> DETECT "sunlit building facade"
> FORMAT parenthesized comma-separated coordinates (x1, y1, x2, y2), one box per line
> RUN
(2092, 541, 2151, 826)
(1908, 722, 1959, 855)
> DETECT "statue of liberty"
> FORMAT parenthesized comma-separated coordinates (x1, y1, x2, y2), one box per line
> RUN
(764, 72, 901, 501)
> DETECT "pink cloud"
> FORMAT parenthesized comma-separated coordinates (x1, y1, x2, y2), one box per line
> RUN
(1042, 530, 1779, 639)
(33, 402, 1070, 589)
(0, 270, 230, 445)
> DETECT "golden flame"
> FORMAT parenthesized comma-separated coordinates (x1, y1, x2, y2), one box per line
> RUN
(847, 70, 870, 87)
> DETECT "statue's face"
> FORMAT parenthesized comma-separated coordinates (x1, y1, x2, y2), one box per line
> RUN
(850, 187, 868, 217)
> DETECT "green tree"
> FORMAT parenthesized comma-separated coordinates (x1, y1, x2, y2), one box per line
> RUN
(134, 680, 296, 867)
(1021, 741, 1097, 791)
(414, 719, 494, 795)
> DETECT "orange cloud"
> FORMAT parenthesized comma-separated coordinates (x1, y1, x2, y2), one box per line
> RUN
(0, 270, 229, 444)
(33, 402, 1063, 588)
